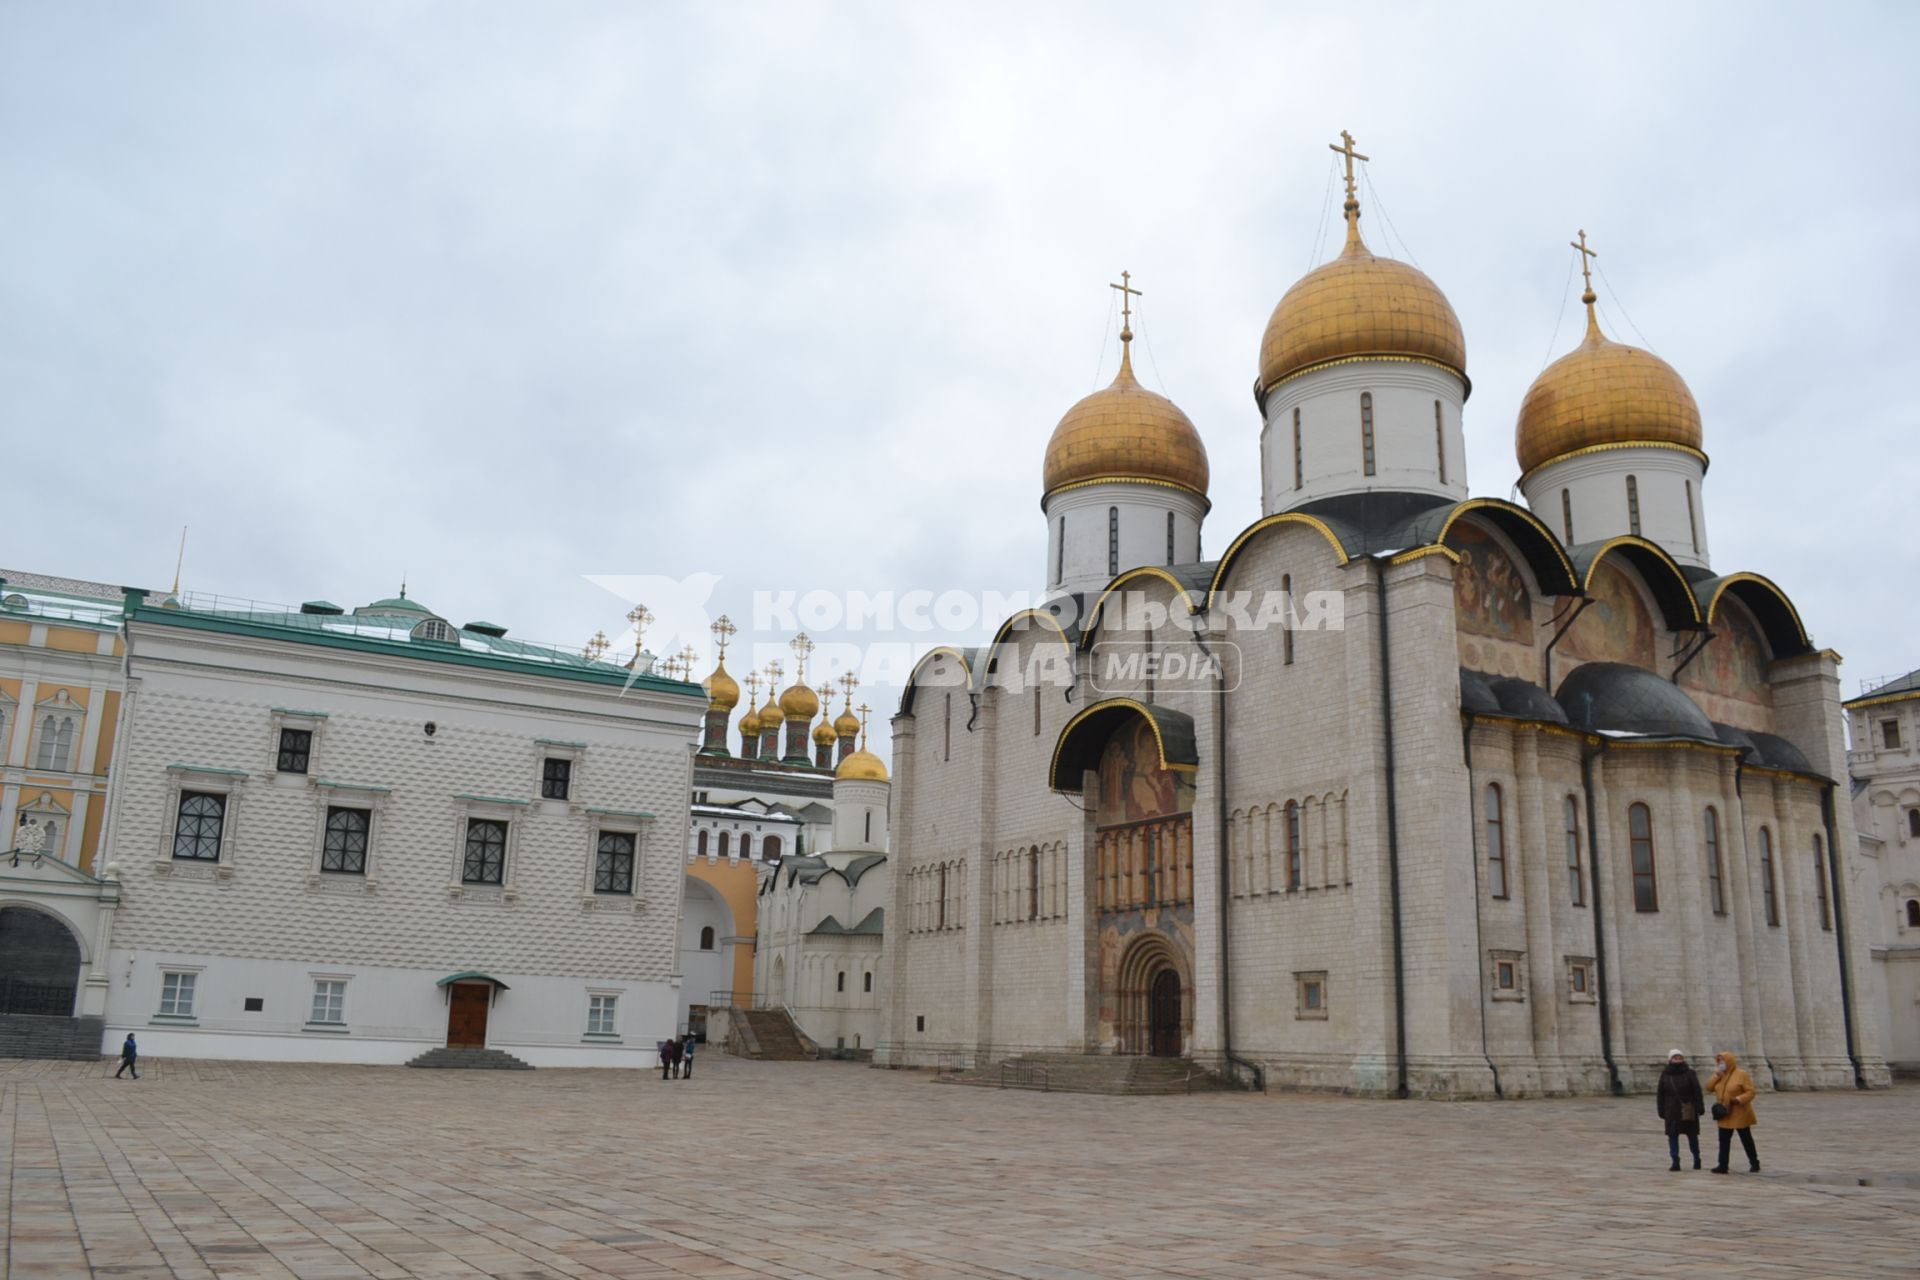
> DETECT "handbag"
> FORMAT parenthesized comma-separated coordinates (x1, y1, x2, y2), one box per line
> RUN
(1680, 1102, 1697, 1124)
(1710, 1102, 1729, 1120)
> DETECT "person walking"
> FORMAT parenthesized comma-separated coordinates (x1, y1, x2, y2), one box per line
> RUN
(1707, 1050, 1760, 1174)
(1656, 1049, 1704, 1170)
(680, 1034, 696, 1080)
(659, 1038, 675, 1081)
(114, 1032, 139, 1080)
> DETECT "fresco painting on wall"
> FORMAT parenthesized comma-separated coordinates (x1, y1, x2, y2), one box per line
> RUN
(1682, 598, 1774, 729)
(1562, 561, 1657, 669)
(1452, 522, 1536, 677)
(1097, 717, 1192, 825)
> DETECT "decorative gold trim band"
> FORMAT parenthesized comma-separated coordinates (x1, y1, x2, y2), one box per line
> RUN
(1257, 352, 1469, 402)
(1388, 545, 1461, 567)
(1518, 440, 1711, 488)
(1848, 688, 1920, 711)
(1041, 474, 1211, 512)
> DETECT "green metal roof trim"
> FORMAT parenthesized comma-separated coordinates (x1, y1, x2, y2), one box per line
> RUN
(314, 779, 392, 793)
(364, 596, 431, 613)
(435, 971, 510, 989)
(165, 763, 250, 778)
(122, 592, 704, 699)
(586, 807, 656, 820)
(536, 738, 589, 748)
(270, 707, 331, 718)
(455, 793, 531, 807)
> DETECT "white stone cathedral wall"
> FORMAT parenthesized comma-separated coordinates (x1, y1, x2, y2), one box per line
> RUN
(1521, 447, 1710, 570)
(1260, 361, 1467, 515)
(1044, 485, 1207, 598)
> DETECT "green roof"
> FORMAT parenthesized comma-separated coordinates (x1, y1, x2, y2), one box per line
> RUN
(363, 596, 431, 614)
(123, 590, 704, 700)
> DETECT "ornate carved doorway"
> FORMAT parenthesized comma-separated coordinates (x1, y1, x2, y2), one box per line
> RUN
(1149, 969, 1182, 1057)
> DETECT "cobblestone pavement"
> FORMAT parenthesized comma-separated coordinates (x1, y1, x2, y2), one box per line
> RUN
(3, 1055, 1917, 1279)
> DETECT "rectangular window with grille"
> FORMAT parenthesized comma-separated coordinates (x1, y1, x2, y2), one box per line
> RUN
(595, 831, 636, 894)
(541, 757, 572, 800)
(158, 971, 196, 1017)
(587, 993, 617, 1036)
(1360, 392, 1376, 476)
(1629, 801, 1658, 912)
(322, 807, 370, 874)
(277, 728, 312, 774)
(463, 819, 508, 885)
(1292, 407, 1304, 489)
(172, 791, 225, 861)
(309, 979, 346, 1025)
(1626, 475, 1642, 536)
(1705, 806, 1725, 915)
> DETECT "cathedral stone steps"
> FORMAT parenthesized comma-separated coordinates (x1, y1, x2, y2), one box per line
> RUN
(736, 1008, 816, 1061)
(942, 1052, 1219, 1096)
(0, 1014, 107, 1061)
(404, 1046, 534, 1070)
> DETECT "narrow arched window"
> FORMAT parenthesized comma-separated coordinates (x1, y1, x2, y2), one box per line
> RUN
(836, 971, 846, 992)
(864, 810, 872, 843)
(1281, 573, 1294, 666)
(1056, 515, 1065, 584)
(1565, 795, 1584, 906)
(943, 692, 952, 762)
(1626, 475, 1641, 536)
(1434, 400, 1447, 484)
(1705, 806, 1726, 915)
(937, 865, 948, 929)
(699, 926, 715, 950)
(1033, 691, 1041, 736)
(863, 971, 873, 993)
(1292, 407, 1304, 489)
(1485, 784, 1508, 899)
(740, 833, 753, 859)
(1813, 834, 1831, 931)
(697, 829, 709, 857)
(717, 830, 730, 857)
(1028, 845, 1040, 920)
(1561, 489, 1574, 542)
(1108, 506, 1119, 577)
(1166, 511, 1175, 565)
(1908, 809, 1919, 838)
(1908, 899, 1920, 928)
(1685, 479, 1700, 554)
(1759, 826, 1778, 926)
(1628, 801, 1657, 912)
(763, 834, 781, 859)
(1360, 392, 1376, 476)
(1285, 800, 1303, 890)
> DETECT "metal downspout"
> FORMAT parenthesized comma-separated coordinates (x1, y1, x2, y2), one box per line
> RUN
(1581, 739, 1624, 1095)
(1820, 782, 1865, 1088)
(1196, 623, 1261, 1091)
(1461, 714, 1503, 1097)
(1377, 559, 1410, 1099)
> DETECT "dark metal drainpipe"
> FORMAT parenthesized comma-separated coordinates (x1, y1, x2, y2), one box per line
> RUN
(1820, 782, 1865, 1089)
(1581, 739, 1624, 1095)
(1735, 763, 1780, 1091)
(1460, 715, 1503, 1098)
(1197, 623, 1261, 1091)
(1377, 559, 1410, 1100)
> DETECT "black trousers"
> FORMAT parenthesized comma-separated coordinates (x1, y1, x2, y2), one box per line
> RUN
(115, 1059, 137, 1078)
(1716, 1126, 1759, 1169)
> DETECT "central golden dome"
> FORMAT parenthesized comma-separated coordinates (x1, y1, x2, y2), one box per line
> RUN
(1257, 226, 1466, 396)
(779, 682, 819, 721)
(1515, 309, 1702, 475)
(1042, 342, 1210, 501)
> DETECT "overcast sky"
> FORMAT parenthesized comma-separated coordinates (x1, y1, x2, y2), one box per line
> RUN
(5, 2, 1917, 759)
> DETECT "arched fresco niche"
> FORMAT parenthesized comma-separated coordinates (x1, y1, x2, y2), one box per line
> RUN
(1562, 561, 1657, 670)
(1452, 522, 1536, 678)
(1682, 596, 1775, 731)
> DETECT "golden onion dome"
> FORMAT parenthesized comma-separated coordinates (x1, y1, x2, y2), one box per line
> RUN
(1041, 340, 1209, 501)
(836, 747, 890, 782)
(834, 704, 861, 738)
(739, 706, 762, 736)
(779, 681, 820, 721)
(1515, 305, 1703, 476)
(756, 691, 783, 731)
(704, 659, 740, 712)
(1257, 224, 1465, 397)
(811, 715, 838, 747)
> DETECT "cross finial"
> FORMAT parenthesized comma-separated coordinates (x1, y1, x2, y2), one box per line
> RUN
(1109, 270, 1142, 342)
(584, 630, 610, 662)
(1571, 229, 1600, 333)
(676, 645, 697, 680)
(1329, 129, 1370, 245)
(788, 632, 815, 681)
(744, 671, 761, 705)
(710, 613, 736, 661)
(857, 702, 872, 747)
(626, 604, 654, 652)
(765, 659, 783, 691)
(838, 671, 860, 707)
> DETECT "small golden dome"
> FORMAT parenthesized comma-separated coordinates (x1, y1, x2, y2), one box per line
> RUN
(779, 682, 819, 721)
(836, 748, 889, 782)
(1042, 343, 1209, 501)
(739, 706, 762, 736)
(704, 659, 739, 712)
(1515, 309, 1702, 475)
(757, 691, 782, 732)
(834, 705, 861, 738)
(1257, 227, 1466, 396)
(811, 715, 838, 747)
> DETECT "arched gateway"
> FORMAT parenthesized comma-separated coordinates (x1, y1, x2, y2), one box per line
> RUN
(0, 904, 83, 1017)
(1051, 698, 1198, 1056)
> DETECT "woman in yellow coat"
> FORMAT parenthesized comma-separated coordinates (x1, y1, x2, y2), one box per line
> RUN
(1706, 1051, 1760, 1174)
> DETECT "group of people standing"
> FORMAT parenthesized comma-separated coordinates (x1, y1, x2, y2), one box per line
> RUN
(659, 1033, 697, 1079)
(1656, 1050, 1761, 1173)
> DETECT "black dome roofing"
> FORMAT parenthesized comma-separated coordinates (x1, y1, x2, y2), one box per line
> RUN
(1556, 662, 1715, 740)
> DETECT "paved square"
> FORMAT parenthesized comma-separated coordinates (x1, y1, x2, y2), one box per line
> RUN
(3, 1055, 1916, 1279)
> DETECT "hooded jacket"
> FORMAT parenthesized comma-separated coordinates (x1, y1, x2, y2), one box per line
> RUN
(1707, 1052, 1757, 1129)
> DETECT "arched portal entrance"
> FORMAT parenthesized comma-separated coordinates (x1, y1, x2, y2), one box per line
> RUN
(1114, 932, 1190, 1057)
(1149, 970, 1182, 1058)
(0, 905, 83, 1016)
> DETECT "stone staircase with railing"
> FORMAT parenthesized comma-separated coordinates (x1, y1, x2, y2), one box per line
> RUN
(404, 1046, 534, 1070)
(731, 1007, 817, 1061)
(942, 1052, 1219, 1096)
(0, 1014, 106, 1061)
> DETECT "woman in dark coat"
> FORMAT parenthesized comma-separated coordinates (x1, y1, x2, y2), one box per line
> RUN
(1656, 1049, 1705, 1170)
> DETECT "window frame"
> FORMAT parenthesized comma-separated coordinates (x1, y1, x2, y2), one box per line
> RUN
(1294, 970, 1328, 1021)
(1360, 391, 1376, 476)
(1705, 806, 1726, 915)
(308, 977, 347, 1027)
(1626, 474, 1642, 536)
(1291, 406, 1303, 489)
(156, 969, 199, 1019)
(266, 709, 326, 779)
(582, 810, 653, 907)
(320, 805, 371, 875)
(1490, 950, 1526, 1001)
(172, 790, 227, 862)
(1628, 801, 1658, 912)
(540, 756, 573, 801)
(1883, 718, 1902, 749)
(462, 818, 509, 886)
(584, 990, 622, 1040)
(276, 727, 313, 775)
(1285, 800, 1303, 891)
(1565, 795, 1585, 907)
(1758, 825, 1779, 926)
(594, 828, 637, 896)
(1485, 783, 1508, 900)
(1813, 834, 1832, 932)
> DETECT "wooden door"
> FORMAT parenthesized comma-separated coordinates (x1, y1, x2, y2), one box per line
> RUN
(1148, 969, 1182, 1058)
(447, 985, 490, 1047)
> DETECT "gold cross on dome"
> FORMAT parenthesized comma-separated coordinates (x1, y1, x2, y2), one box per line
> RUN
(744, 672, 761, 704)
(1330, 129, 1369, 202)
(789, 632, 815, 680)
(584, 630, 610, 662)
(765, 659, 783, 690)
(710, 614, 736, 660)
(1571, 228, 1599, 298)
(626, 604, 653, 650)
(839, 671, 861, 704)
(1109, 270, 1142, 337)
